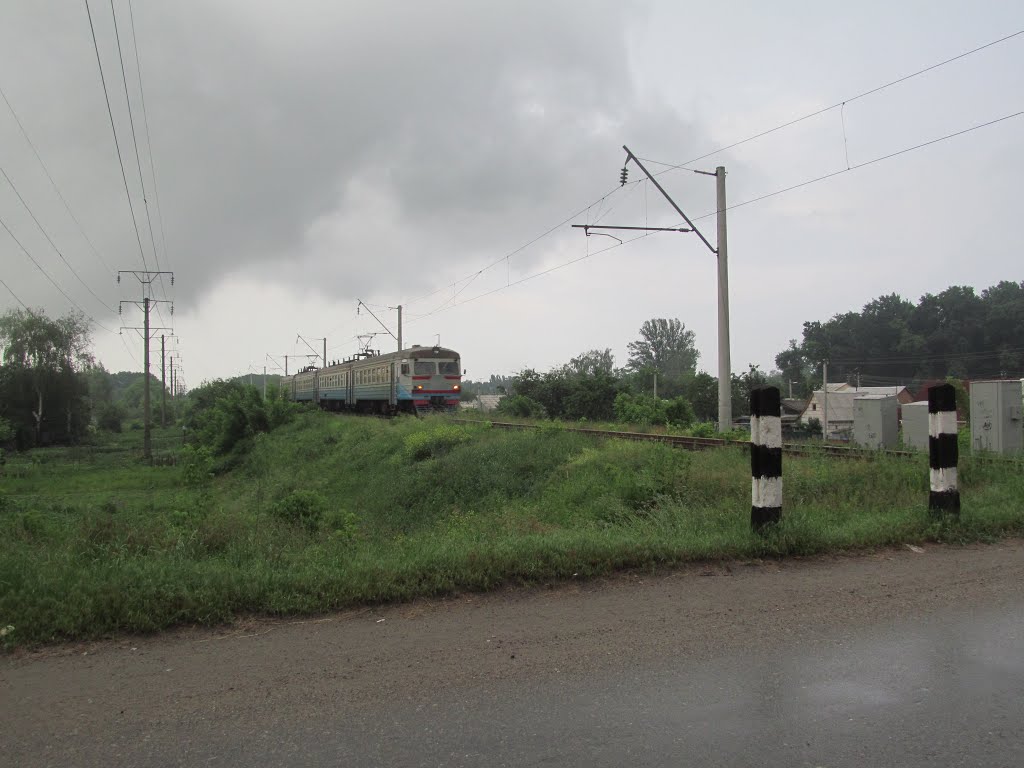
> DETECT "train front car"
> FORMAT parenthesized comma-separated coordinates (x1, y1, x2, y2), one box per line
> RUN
(397, 346, 462, 415)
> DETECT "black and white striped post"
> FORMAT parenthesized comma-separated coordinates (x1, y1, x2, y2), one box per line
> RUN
(750, 386, 782, 531)
(928, 383, 960, 515)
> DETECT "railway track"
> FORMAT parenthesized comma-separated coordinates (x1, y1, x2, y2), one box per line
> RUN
(452, 419, 929, 461)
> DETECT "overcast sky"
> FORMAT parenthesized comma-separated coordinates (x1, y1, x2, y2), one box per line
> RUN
(2, 1, 1022, 387)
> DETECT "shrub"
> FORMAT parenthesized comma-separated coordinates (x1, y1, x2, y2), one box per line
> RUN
(96, 404, 124, 433)
(496, 394, 547, 419)
(185, 380, 300, 456)
(181, 445, 215, 487)
(613, 393, 695, 427)
(688, 421, 717, 438)
(403, 425, 472, 461)
(324, 508, 360, 543)
(269, 489, 327, 532)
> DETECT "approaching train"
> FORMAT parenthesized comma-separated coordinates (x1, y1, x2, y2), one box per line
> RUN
(281, 345, 462, 415)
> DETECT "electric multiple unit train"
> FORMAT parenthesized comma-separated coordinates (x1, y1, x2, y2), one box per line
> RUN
(281, 345, 462, 415)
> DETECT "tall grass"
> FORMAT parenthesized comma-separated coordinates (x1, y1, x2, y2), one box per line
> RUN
(1, 412, 1021, 647)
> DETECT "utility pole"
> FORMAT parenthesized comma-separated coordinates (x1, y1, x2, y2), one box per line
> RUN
(144, 298, 151, 453)
(822, 361, 829, 442)
(397, 304, 403, 352)
(160, 334, 166, 428)
(574, 147, 731, 431)
(653, 372, 658, 399)
(715, 166, 732, 432)
(118, 270, 173, 462)
(263, 365, 267, 400)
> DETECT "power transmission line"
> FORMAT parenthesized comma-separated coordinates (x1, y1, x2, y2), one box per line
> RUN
(399, 30, 1024, 322)
(83, 0, 149, 274)
(119, 330, 140, 365)
(0, 84, 113, 274)
(126, 0, 170, 275)
(0, 276, 30, 311)
(0, 212, 115, 332)
(0, 166, 116, 314)
(640, 28, 1024, 174)
(685, 110, 1024, 221)
(109, 0, 161, 279)
(400, 182, 630, 310)
(405, 108, 1024, 326)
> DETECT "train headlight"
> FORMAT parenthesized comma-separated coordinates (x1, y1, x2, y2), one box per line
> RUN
(414, 384, 424, 390)
(453, 385, 460, 391)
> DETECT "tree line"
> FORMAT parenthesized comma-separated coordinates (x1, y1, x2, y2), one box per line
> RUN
(495, 318, 770, 427)
(775, 281, 1024, 395)
(0, 308, 174, 449)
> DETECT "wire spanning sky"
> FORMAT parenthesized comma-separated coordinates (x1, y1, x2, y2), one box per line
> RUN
(1, 1, 1022, 383)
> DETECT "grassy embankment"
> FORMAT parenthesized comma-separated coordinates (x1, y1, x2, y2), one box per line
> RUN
(1, 413, 1022, 647)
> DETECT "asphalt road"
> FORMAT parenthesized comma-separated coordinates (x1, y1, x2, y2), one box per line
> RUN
(3, 541, 1023, 767)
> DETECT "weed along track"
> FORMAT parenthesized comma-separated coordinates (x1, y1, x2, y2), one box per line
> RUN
(2, 411, 1023, 648)
(459, 418, 920, 460)
(458, 418, 1024, 465)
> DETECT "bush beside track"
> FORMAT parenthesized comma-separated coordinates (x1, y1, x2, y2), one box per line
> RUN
(2, 411, 1023, 648)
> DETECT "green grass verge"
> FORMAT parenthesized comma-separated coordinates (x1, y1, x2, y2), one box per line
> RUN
(1, 413, 1022, 648)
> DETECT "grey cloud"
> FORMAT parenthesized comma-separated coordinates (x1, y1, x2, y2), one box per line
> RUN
(4, 0, 706, 318)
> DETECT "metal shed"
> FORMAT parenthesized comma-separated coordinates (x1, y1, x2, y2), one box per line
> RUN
(853, 394, 899, 450)
(901, 401, 929, 451)
(969, 380, 1023, 455)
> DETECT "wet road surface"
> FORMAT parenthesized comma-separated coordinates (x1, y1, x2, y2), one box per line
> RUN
(3, 541, 1023, 766)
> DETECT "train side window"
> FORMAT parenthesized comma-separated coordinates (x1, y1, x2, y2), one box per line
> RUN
(401, 363, 409, 375)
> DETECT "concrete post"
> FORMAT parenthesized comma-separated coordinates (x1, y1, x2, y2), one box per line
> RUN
(716, 166, 732, 433)
(928, 383, 960, 515)
(750, 386, 782, 531)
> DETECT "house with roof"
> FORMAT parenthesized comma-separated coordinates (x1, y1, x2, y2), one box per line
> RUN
(799, 383, 912, 440)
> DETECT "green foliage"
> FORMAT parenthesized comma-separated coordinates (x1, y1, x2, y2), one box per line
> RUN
(512, 365, 623, 422)
(185, 379, 298, 456)
(0, 308, 94, 447)
(404, 424, 472, 460)
(687, 421, 717, 438)
(626, 318, 699, 377)
(180, 445, 214, 487)
(269, 489, 327, 532)
(496, 394, 548, 419)
(96, 403, 124, 433)
(613, 392, 695, 427)
(3, 410, 1023, 648)
(791, 417, 823, 439)
(778, 281, 1024, 388)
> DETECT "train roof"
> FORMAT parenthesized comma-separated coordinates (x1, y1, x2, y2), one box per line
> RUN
(294, 346, 461, 375)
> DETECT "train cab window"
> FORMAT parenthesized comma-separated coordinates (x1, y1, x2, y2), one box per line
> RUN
(414, 361, 435, 375)
(439, 361, 460, 375)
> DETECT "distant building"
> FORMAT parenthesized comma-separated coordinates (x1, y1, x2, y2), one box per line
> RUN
(460, 394, 504, 412)
(781, 398, 808, 429)
(800, 384, 912, 440)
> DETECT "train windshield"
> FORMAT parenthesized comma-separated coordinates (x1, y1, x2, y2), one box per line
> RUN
(439, 361, 460, 375)
(413, 361, 436, 375)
